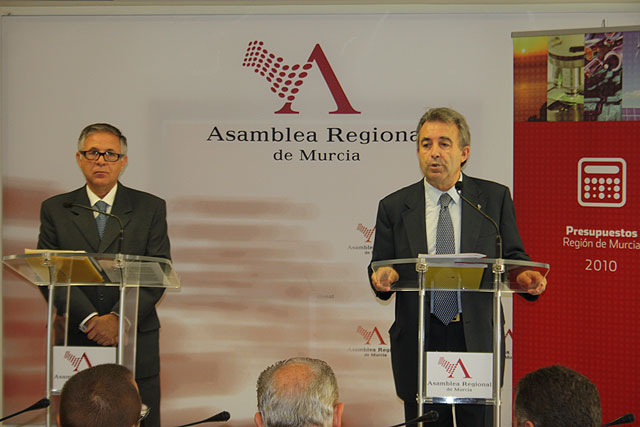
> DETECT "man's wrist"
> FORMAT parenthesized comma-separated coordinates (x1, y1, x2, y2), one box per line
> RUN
(79, 312, 98, 332)
(110, 311, 131, 331)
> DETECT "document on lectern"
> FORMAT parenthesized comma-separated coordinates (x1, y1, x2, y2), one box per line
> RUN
(97, 258, 168, 286)
(418, 252, 487, 263)
(24, 249, 104, 284)
(418, 253, 487, 290)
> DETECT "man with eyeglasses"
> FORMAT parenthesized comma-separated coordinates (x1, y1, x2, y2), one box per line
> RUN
(37, 123, 170, 427)
(58, 363, 148, 427)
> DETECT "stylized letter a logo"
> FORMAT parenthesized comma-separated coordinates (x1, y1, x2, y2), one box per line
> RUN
(357, 325, 387, 345)
(242, 40, 361, 115)
(438, 357, 472, 379)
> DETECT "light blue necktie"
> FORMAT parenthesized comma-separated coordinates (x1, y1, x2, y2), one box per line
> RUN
(94, 201, 109, 239)
(432, 193, 459, 325)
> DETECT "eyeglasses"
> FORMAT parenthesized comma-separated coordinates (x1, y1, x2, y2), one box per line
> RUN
(137, 403, 150, 425)
(79, 150, 124, 162)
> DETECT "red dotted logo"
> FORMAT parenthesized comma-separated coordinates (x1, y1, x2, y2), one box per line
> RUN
(242, 40, 312, 103)
(243, 41, 360, 115)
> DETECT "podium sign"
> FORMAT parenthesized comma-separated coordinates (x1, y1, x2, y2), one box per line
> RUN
(52, 346, 116, 392)
(425, 352, 493, 400)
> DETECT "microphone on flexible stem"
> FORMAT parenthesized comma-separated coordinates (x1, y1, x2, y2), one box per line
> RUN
(0, 397, 50, 422)
(454, 181, 502, 259)
(602, 413, 635, 426)
(174, 411, 231, 426)
(389, 410, 439, 426)
(63, 202, 124, 254)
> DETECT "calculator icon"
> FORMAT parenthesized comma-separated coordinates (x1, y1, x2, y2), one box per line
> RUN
(578, 157, 626, 207)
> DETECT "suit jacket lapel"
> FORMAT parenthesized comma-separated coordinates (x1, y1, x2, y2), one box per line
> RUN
(69, 188, 101, 252)
(402, 180, 428, 257)
(99, 184, 133, 253)
(460, 175, 488, 254)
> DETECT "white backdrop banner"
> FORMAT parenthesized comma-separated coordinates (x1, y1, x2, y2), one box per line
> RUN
(2, 10, 639, 426)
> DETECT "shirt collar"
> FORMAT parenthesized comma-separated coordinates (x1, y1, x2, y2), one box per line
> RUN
(423, 175, 463, 206)
(86, 183, 118, 208)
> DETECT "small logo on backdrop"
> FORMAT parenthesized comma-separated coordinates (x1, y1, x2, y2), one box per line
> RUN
(505, 329, 513, 341)
(357, 223, 375, 243)
(242, 40, 360, 115)
(348, 325, 389, 358)
(348, 223, 374, 254)
(64, 350, 93, 372)
(438, 357, 472, 379)
(505, 329, 514, 359)
(357, 325, 387, 345)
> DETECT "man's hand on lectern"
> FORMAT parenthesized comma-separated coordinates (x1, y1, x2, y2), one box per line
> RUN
(371, 266, 399, 292)
(516, 270, 547, 295)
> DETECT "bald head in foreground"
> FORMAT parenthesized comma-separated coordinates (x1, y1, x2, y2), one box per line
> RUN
(255, 357, 343, 427)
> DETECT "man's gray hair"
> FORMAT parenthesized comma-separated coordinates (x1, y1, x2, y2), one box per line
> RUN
(77, 123, 128, 154)
(416, 107, 471, 150)
(257, 357, 339, 427)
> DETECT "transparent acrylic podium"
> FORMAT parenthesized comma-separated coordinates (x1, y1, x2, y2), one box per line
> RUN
(371, 254, 549, 427)
(2, 251, 181, 427)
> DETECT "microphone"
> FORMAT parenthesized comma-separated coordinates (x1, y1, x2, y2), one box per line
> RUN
(63, 202, 124, 253)
(454, 181, 502, 258)
(603, 413, 635, 426)
(174, 411, 231, 426)
(389, 410, 439, 426)
(0, 397, 50, 422)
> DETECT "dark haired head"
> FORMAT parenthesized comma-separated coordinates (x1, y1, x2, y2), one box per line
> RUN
(59, 363, 141, 427)
(514, 365, 601, 427)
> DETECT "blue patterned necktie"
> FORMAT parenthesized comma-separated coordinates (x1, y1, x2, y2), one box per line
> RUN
(94, 201, 109, 239)
(432, 193, 459, 325)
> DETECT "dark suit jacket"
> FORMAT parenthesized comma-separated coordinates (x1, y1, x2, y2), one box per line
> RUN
(37, 183, 171, 379)
(368, 174, 534, 401)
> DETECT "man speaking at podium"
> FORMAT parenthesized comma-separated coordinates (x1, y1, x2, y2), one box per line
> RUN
(368, 107, 546, 427)
(37, 123, 170, 427)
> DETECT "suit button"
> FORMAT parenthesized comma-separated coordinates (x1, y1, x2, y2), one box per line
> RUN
(99, 293, 104, 301)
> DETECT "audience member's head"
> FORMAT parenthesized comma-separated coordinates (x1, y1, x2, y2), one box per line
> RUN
(255, 357, 343, 427)
(58, 363, 142, 427)
(513, 365, 601, 427)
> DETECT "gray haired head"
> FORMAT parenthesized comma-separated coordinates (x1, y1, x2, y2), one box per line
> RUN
(416, 107, 471, 167)
(77, 123, 128, 154)
(256, 357, 339, 427)
(416, 107, 470, 149)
